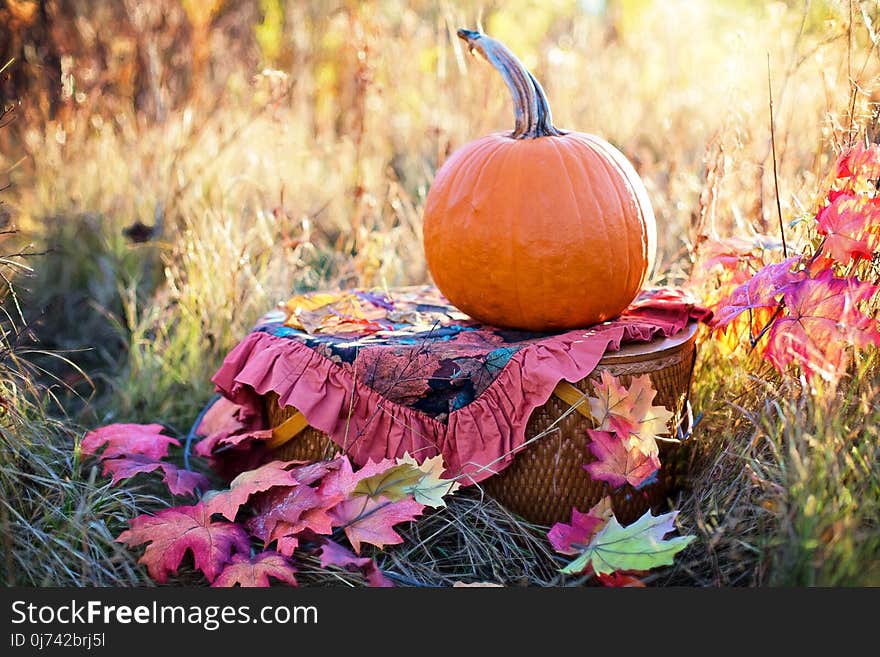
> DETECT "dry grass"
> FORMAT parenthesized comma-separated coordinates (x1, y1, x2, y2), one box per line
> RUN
(1, 0, 879, 586)
(292, 491, 562, 588)
(661, 347, 880, 586)
(0, 239, 162, 586)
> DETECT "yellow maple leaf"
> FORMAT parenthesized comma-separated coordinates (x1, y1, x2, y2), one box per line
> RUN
(283, 293, 344, 331)
(625, 374, 674, 455)
(587, 496, 614, 532)
(587, 370, 635, 428)
(588, 373, 674, 457)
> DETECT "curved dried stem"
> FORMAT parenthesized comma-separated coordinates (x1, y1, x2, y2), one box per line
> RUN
(457, 29, 563, 139)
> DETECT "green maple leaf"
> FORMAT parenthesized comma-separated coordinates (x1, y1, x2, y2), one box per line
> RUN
(352, 454, 460, 508)
(397, 454, 461, 508)
(560, 510, 695, 576)
(352, 463, 426, 501)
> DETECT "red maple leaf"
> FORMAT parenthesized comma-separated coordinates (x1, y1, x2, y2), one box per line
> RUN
(596, 571, 646, 587)
(329, 495, 424, 554)
(547, 500, 612, 556)
(289, 459, 342, 486)
(247, 485, 341, 555)
(101, 455, 208, 496)
(836, 142, 880, 185)
(355, 348, 435, 405)
(160, 466, 211, 497)
(712, 257, 804, 329)
(212, 552, 298, 588)
(194, 398, 268, 457)
(766, 270, 880, 382)
(81, 423, 179, 460)
(117, 504, 250, 583)
(205, 460, 300, 520)
(699, 236, 764, 272)
(816, 192, 880, 263)
(244, 457, 368, 555)
(584, 429, 661, 489)
(317, 539, 393, 587)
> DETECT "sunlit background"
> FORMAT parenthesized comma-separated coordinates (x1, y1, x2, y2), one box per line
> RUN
(1, 0, 875, 484)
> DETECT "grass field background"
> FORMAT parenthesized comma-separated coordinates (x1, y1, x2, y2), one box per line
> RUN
(1, 0, 878, 586)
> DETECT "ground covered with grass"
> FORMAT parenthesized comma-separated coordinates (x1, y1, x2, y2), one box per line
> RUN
(1, 0, 879, 586)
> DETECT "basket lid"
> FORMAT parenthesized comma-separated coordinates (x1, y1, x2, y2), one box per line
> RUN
(599, 320, 699, 365)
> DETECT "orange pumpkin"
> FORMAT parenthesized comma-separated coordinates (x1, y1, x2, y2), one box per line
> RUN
(423, 29, 656, 331)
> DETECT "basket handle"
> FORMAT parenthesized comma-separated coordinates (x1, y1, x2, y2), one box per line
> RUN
(266, 411, 310, 449)
(552, 381, 593, 419)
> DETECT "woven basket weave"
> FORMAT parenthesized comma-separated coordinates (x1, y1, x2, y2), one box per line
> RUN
(265, 322, 698, 526)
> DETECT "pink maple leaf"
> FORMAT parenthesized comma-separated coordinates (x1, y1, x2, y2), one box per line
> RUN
(274, 535, 300, 557)
(836, 142, 880, 185)
(547, 500, 612, 556)
(159, 466, 211, 497)
(329, 495, 424, 554)
(81, 423, 179, 460)
(584, 429, 661, 489)
(317, 539, 393, 587)
(588, 373, 673, 457)
(318, 538, 373, 569)
(587, 370, 636, 431)
(212, 552, 298, 588)
(816, 192, 880, 264)
(316, 456, 397, 500)
(289, 459, 342, 486)
(766, 270, 880, 382)
(205, 460, 300, 521)
(101, 455, 208, 496)
(117, 504, 250, 583)
(194, 398, 269, 457)
(215, 429, 273, 450)
(247, 485, 341, 555)
(196, 397, 249, 439)
(712, 257, 804, 329)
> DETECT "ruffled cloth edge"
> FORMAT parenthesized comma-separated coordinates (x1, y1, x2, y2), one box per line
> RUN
(207, 313, 700, 485)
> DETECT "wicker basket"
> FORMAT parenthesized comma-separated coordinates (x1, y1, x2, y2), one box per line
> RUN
(265, 322, 699, 526)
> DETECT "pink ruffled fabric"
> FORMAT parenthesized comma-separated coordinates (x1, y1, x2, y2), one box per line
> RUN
(208, 290, 709, 485)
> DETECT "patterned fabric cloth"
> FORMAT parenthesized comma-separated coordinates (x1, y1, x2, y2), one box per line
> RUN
(205, 286, 710, 484)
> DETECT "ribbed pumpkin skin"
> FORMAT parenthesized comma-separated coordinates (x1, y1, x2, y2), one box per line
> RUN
(423, 131, 657, 331)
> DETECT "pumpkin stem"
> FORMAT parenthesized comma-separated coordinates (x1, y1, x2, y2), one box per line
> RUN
(457, 28, 563, 139)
